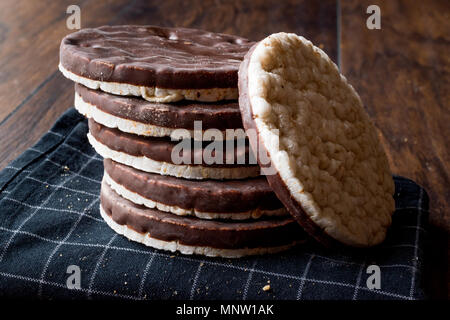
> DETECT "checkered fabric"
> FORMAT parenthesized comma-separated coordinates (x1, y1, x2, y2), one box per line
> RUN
(0, 108, 429, 300)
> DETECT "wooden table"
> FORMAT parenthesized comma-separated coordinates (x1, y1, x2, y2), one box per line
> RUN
(0, 0, 448, 299)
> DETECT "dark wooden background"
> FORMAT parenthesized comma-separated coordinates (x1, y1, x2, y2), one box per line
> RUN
(0, 0, 448, 299)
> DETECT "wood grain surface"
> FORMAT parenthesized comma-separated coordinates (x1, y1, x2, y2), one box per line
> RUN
(341, 0, 449, 299)
(0, 0, 447, 298)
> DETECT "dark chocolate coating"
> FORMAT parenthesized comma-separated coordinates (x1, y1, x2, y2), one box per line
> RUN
(89, 119, 257, 167)
(104, 159, 283, 214)
(76, 83, 243, 130)
(100, 180, 304, 249)
(60, 25, 254, 89)
(238, 43, 340, 248)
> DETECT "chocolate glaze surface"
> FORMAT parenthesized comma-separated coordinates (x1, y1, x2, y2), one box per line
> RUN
(76, 83, 243, 130)
(89, 119, 256, 167)
(104, 159, 283, 213)
(61, 25, 254, 89)
(101, 180, 304, 249)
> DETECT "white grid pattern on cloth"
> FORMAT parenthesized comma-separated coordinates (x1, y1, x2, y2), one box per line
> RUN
(396, 207, 429, 213)
(242, 260, 258, 300)
(30, 144, 102, 162)
(0, 164, 422, 301)
(1, 197, 104, 223)
(385, 244, 423, 252)
(37, 195, 99, 297)
(12, 164, 97, 186)
(61, 143, 102, 160)
(87, 234, 118, 299)
(3, 166, 31, 172)
(26, 176, 99, 197)
(48, 130, 65, 138)
(296, 254, 315, 300)
(0, 271, 139, 300)
(42, 157, 102, 184)
(0, 224, 417, 300)
(138, 251, 157, 299)
(190, 260, 205, 300)
(409, 188, 424, 299)
(0, 117, 426, 301)
(351, 259, 366, 300)
(0, 168, 422, 300)
(0, 220, 419, 273)
(0, 149, 101, 264)
(400, 225, 427, 233)
(3, 144, 101, 186)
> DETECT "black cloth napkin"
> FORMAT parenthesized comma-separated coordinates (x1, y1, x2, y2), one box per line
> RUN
(0, 108, 429, 300)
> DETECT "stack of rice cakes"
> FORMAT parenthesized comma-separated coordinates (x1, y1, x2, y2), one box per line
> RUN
(59, 25, 305, 258)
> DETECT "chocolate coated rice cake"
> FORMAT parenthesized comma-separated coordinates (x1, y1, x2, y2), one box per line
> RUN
(100, 180, 305, 258)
